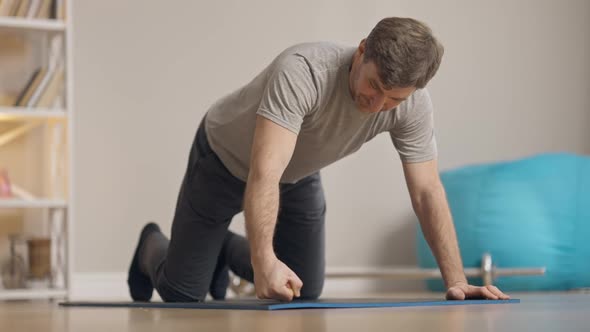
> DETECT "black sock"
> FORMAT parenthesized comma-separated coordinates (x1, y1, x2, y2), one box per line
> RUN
(127, 222, 161, 301)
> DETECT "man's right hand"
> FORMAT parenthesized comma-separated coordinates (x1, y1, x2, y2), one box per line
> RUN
(252, 255, 303, 302)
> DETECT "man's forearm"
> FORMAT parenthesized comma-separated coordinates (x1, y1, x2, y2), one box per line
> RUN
(413, 183, 467, 288)
(244, 173, 280, 267)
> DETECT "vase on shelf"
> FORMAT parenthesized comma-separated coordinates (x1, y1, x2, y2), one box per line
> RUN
(1, 235, 27, 289)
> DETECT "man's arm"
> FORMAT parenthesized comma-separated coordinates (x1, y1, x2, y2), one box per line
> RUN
(402, 158, 510, 300)
(244, 115, 303, 301)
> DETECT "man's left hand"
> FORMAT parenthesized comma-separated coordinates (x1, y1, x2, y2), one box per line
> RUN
(446, 281, 511, 300)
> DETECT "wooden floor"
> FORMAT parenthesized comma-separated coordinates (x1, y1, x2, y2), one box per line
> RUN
(1, 292, 589, 331)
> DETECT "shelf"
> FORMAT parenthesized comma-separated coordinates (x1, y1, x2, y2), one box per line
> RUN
(0, 107, 66, 120)
(0, 288, 67, 300)
(0, 199, 67, 209)
(0, 16, 65, 33)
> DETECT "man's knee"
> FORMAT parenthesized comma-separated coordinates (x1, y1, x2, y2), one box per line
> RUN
(155, 272, 206, 303)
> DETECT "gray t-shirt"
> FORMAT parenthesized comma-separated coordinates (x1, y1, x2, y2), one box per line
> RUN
(205, 42, 437, 184)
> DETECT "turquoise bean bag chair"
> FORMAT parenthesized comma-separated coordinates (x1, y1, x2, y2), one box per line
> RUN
(417, 153, 590, 291)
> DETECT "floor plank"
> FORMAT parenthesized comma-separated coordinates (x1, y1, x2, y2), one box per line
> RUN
(1, 292, 588, 332)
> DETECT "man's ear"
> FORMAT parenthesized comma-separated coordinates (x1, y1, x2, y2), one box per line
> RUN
(358, 38, 366, 55)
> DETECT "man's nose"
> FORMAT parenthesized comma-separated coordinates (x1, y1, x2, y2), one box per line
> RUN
(370, 94, 386, 111)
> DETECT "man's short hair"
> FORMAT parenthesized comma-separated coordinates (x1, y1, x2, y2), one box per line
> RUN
(365, 17, 444, 89)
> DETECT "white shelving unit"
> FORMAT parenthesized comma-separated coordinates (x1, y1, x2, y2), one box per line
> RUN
(0, 287, 67, 300)
(0, 0, 73, 301)
(0, 16, 65, 32)
(0, 199, 67, 209)
(0, 106, 66, 119)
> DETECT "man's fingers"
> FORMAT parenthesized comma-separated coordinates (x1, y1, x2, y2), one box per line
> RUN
(478, 286, 498, 300)
(256, 290, 269, 300)
(254, 260, 305, 302)
(447, 283, 509, 301)
(289, 275, 303, 298)
(256, 286, 292, 302)
(487, 285, 510, 299)
(446, 287, 465, 300)
(277, 285, 294, 302)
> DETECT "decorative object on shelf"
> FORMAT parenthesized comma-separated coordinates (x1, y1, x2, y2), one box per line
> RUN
(1, 235, 27, 289)
(27, 237, 51, 279)
(0, 169, 12, 198)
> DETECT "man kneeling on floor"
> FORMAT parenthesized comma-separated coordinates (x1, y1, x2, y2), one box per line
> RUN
(127, 16, 510, 302)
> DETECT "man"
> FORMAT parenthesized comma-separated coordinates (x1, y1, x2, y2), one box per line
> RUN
(128, 17, 510, 302)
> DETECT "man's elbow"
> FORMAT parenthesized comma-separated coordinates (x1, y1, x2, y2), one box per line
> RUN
(247, 164, 283, 184)
(410, 181, 445, 212)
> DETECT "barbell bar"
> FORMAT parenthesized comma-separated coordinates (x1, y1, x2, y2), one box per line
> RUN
(228, 253, 546, 296)
(326, 253, 546, 286)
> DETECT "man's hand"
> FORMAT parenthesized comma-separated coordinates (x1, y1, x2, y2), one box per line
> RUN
(253, 255, 303, 302)
(402, 160, 510, 301)
(446, 281, 510, 300)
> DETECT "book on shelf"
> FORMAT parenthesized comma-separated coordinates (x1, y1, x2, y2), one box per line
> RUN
(0, 0, 14, 16)
(13, 65, 64, 109)
(0, 0, 65, 20)
(13, 67, 43, 106)
(14, 0, 29, 17)
(35, 0, 51, 19)
(35, 66, 63, 107)
(26, 63, 57, 106)
(25, 0, 41, 17)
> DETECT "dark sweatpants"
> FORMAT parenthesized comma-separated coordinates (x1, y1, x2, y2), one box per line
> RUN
(138, 117, 327, 302)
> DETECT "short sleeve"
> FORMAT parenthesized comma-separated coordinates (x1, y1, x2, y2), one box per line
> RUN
(256, 55, 317, 134)
(389, 88, 438, 163)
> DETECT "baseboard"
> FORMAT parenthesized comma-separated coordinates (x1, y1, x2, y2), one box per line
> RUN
(70, 272, 137, 301)
(70, 270, 426, 301)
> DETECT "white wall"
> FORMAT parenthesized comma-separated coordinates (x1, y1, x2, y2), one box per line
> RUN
(72, 0, 590, 292)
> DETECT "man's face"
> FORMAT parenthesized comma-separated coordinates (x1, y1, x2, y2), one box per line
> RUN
(350, 57, 416, 114)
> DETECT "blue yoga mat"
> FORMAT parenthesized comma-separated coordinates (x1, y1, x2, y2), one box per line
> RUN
(60, 298, 520, 310)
